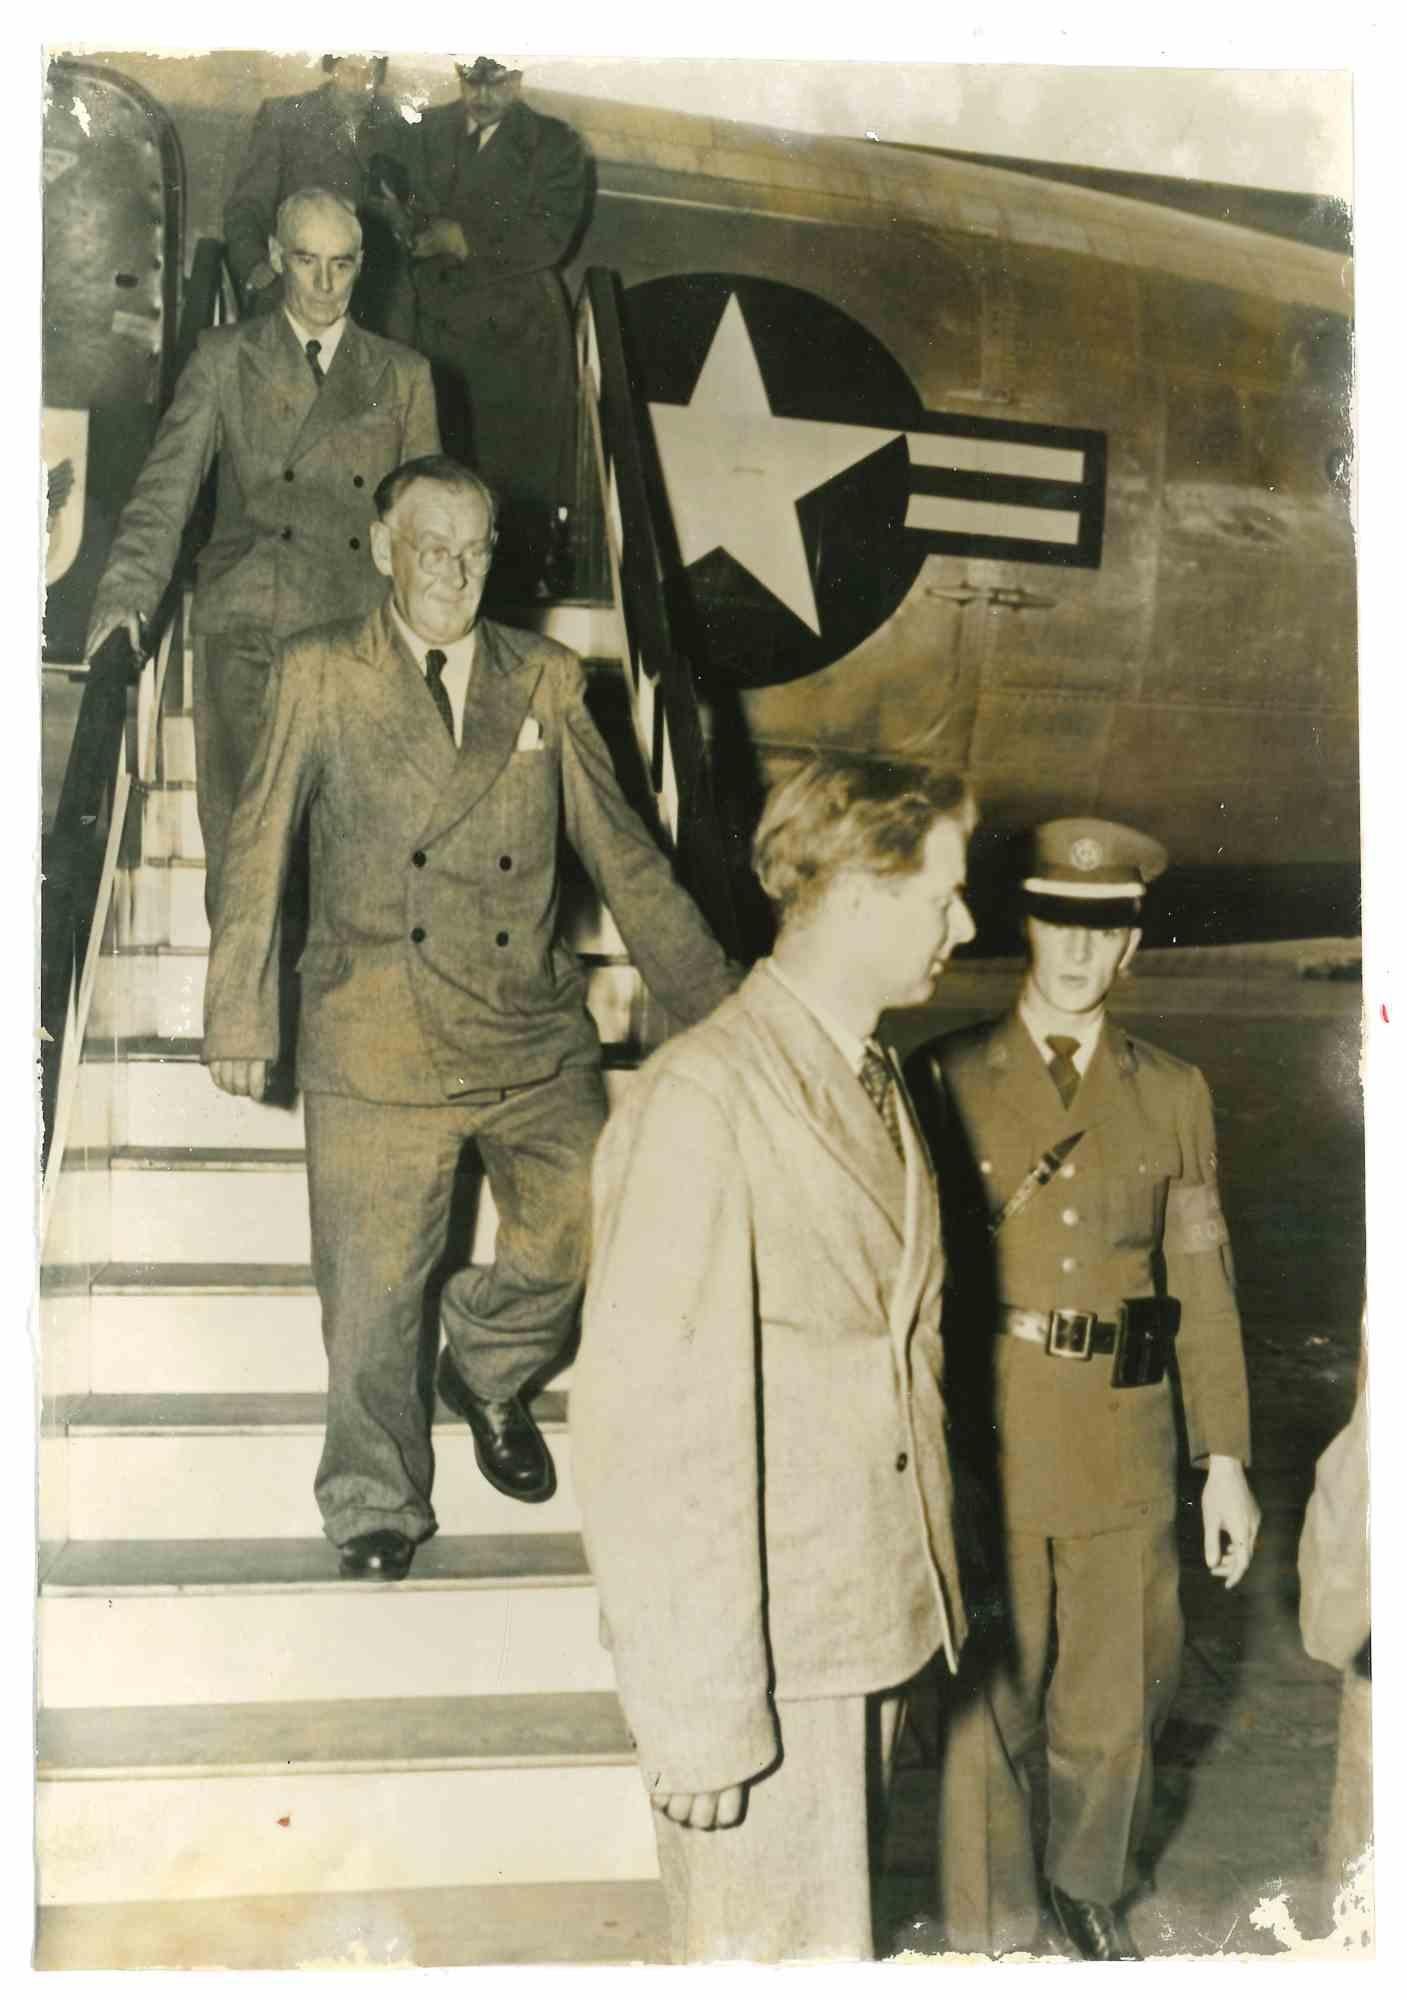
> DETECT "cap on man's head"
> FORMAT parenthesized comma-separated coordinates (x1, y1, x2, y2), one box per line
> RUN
(1020, 818, 1167, 930)
(456, 56, 520, 85)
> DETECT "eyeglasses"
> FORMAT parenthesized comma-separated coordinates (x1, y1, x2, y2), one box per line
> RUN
(389, 530, 497, 577)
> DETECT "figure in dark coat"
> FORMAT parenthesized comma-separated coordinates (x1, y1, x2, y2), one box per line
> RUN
(409, 59, 589, 590)
(224, 55, 417, 340)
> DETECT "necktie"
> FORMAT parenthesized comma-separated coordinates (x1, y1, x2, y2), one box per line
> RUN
(1046, 1035, 1081, 1109)
(305, 339, 325, 388)
(424, 648, 456, 742)
(859, 1045, 906, 1161)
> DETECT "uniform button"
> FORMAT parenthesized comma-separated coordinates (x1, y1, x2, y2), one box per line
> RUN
(498, 854, 512, 871)
(496, 930, 509, 947)
(410, 926, 426, 943)
(979, 1159, 992, 1175)
(280, 526, 293, 541)
(348, 537, 360, 550)
(412, 850, 426, 868)
(1060, 1256, 1077, 1274)
(1060, 1162, 1077, 1179)
(353, 474, 364, 488)
(895, 1452, 908, 1472)
(1138, 1162, 1148, 1175)
(283, 468, 294, 482)
(1061, 1207, 1080, 1226)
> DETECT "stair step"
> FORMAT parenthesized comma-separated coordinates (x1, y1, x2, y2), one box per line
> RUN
(34, 1877, 668, 1969)
(39, 1534, 609, 1708)
(140, 782, 203, 862)
(37, 1692, 655, 1904)
(48, 1389, 581, 1541)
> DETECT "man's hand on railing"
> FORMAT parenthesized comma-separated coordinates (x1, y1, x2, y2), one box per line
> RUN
(210, 1059, 271, 1100)
(84, 610, 144, 665)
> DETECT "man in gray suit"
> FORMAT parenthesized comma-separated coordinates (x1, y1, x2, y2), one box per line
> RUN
(572, 756, 976, 1961)
(204, 455, 736, 1583)
(86, 187, 439, 912)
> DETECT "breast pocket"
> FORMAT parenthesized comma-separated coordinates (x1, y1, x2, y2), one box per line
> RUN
(1111, 1140, 1182, 1250)
(494, 746, 560, 874)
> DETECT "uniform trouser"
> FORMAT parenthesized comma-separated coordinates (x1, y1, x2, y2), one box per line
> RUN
(192, 630, 277, 922)
(938, 1519, 1182, 1948)
(653, 1686, 908, 1964)
(304, 1065, 608, 1547)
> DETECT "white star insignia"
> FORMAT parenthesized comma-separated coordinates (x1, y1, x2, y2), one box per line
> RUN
(648, 294, 900, 633)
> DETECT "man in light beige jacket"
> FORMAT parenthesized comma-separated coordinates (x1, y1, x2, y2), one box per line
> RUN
(572, 755, 977, 1962)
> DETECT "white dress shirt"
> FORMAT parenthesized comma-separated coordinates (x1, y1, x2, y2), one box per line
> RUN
(1018, 983, 1105, 1079)
(390, 605, 476, 747)
(284, 308, 349, 373)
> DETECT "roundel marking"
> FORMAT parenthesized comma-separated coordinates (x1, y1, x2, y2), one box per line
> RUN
(624, 274, 926, 688)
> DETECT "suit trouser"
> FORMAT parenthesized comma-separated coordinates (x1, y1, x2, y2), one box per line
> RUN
(653, 1687, 906, 1964)
(938, 1519, 1182, 1948)
(304, 1065, 607, 1546)
(192, 630, 277, 922)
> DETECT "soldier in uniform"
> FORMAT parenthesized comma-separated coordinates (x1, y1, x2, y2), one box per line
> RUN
(920, 819, 1261, 1960)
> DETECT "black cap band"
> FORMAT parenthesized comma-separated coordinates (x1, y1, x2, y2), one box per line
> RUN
(1020, 889, 1144, 930)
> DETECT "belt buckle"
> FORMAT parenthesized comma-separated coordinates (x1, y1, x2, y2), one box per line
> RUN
(1047, 1309, 1095, 1360)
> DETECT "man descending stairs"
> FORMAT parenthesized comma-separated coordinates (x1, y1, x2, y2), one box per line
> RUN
(36, 595, 687, 1969)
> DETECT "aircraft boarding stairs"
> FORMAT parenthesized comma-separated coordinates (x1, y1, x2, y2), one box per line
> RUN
(36, 273, 740, 1968)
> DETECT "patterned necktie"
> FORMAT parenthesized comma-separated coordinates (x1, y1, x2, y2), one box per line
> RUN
(305, 338, 325, 388)
(859, 1045, 906, 1161)
(424, 648, 456, 742)
(1046, 1035, 1081, 1109)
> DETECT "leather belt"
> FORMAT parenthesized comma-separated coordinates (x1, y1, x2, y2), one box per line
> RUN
(998, 1305, 1120, 1361)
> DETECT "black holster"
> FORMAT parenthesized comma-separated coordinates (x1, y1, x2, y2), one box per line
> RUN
(1111, 1295, 1182, 1388)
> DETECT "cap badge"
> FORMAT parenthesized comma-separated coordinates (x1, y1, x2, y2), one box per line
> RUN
(1070, 836, 1103, 871)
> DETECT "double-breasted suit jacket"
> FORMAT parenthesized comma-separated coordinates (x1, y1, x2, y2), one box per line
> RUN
(88, 310, 439, 648)
(223, 83, 418, 336)
(203, 604, 736, 1099)
(410, 97, 587, 510)
(931, 1011, 1251, 1537)
(572, 965, 967, 1799)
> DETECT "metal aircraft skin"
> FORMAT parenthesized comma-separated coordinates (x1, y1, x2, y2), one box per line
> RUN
(49, 54, 1357, 938)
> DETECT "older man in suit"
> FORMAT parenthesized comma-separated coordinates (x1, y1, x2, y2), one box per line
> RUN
(571, 756, 977, 1962)
(204, 454, 736, 1583)
(923, 820, 1261, 1960)
(223, 54, 417, 340)
(409, 57, 588, 593)
(85, 187, 439, 914)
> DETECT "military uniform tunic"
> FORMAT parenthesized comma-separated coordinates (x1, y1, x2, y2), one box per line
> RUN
(922, 1008, 1250, 1942)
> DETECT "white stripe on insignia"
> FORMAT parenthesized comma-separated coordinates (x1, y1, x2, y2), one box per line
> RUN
(906, 433, 1085, 484)
(905, 494, 1083, 544)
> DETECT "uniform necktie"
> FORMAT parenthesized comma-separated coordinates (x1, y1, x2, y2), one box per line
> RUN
(859, 1045, 906, 1161)
(1046, 1035, 1081, 1109)
(305, 338, 325, 388)
(424, 648, 456, 742)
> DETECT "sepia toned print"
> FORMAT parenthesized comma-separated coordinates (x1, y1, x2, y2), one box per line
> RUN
(36, 46, 1364, 1968)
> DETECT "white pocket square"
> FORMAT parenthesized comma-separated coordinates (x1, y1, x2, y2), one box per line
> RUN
(515, 716, 544, 750)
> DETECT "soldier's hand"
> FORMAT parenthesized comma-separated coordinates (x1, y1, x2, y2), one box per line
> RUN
(210, 1058, 270, 1100)
(1202, 1454, 1261, 1588)
(649, 1783, 746, 1831)
(84, 610, 143, 663)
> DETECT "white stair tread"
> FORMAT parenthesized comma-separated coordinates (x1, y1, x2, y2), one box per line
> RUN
(41, 1533, 588, 1594)
(39, 1689, 633, 1778)
(48, 1389, 567, 1435)
(93, 1260, 315, 1294)
(34, 1878, 668, 1969)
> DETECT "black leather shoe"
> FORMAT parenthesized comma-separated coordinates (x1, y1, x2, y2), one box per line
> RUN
(337, 1529, 415, 1581)
(1048, 1884, 1141, 1961)
(437, 1350, 557, 1503)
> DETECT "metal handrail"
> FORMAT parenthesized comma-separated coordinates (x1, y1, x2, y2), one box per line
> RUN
(577, 268, 743, 963)
(39, 237, 232, 1170)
